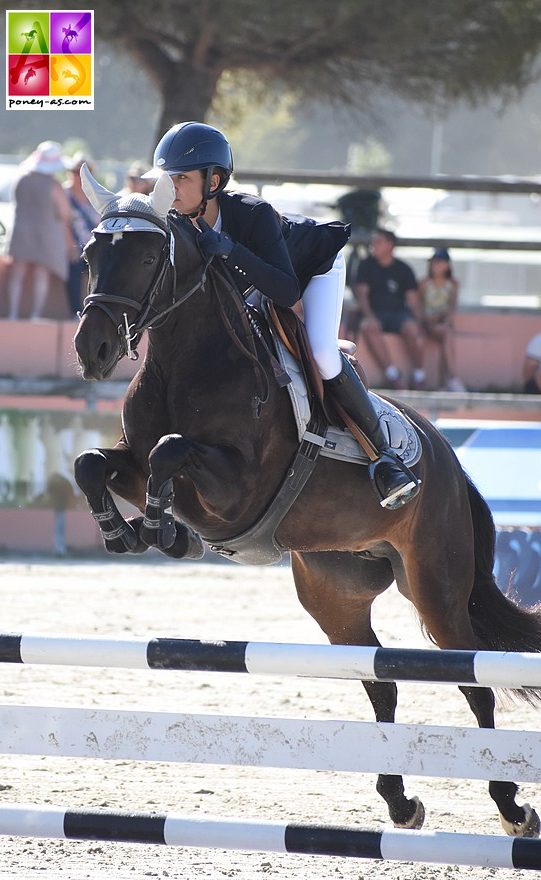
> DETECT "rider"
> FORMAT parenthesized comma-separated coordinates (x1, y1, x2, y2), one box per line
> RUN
(143, 122, 421, 510)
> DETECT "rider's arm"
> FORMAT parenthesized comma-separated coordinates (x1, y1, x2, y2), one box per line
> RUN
(223, 200, 300, 307)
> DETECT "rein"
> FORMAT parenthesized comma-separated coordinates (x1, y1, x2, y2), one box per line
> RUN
(80, 208, 280, 414)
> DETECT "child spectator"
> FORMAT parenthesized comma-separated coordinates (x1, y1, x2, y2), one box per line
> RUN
(418, 248, 465, 392)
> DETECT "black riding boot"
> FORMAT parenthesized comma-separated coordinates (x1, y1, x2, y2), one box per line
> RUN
(324, 356, 421, 510)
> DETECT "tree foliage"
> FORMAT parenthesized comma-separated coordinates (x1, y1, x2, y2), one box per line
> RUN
(3, 0, 541, 141)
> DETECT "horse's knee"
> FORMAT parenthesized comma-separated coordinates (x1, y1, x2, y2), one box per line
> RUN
(148, 434, 190, 481)
(74, 448, 107, 493)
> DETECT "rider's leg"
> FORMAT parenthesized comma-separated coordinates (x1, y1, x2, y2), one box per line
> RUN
(302, 253, 344, 380)
(302, 253, 421, 510)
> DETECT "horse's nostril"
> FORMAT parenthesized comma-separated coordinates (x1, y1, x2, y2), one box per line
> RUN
(97, 341, 110, 364)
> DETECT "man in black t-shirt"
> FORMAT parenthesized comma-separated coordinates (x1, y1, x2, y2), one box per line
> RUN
(353, 228, 426, 390)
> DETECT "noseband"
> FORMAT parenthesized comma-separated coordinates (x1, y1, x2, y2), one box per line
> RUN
(79, 210, 210, 360)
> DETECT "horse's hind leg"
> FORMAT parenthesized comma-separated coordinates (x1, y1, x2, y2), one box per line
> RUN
(290, 550, 425, 829)
(401, 539, 540, 837)
(460, 685, 540, 837)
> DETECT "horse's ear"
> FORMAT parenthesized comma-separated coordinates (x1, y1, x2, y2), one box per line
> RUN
(80, 162, 116, 215)
(149, 172, 176, 219)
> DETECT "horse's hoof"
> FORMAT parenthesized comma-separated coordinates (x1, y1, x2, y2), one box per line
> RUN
(103, 523, 139, 554)
(500, 804, 540, 838)
(393, 796, 425, 830)
(183, 527, 205, 560)
(162, 525, 205, 560)
(139, 517, 176, 550)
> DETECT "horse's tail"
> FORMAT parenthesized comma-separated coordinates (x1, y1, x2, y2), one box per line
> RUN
(466, 471, 541, 704)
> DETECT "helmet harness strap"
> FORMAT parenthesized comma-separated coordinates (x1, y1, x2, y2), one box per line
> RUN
(184, 166, 214, 220)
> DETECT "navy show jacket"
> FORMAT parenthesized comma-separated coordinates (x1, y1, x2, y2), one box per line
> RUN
(217, 190, 350, 307)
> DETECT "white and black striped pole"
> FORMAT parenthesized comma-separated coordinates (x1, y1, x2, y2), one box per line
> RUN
(1, 633, 541, 688)
(0, 805, 540, 869)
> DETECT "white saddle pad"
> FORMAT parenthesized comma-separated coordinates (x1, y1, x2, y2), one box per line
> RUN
(268, 318, 421, 468)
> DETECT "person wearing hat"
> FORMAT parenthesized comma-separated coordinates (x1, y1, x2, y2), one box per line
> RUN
(63, 152, 99, 316)
(6, 140, 75, 320)
(523, 332, 541, 393)
(418, 247, 465, 392)
(118, 160, 154, 197)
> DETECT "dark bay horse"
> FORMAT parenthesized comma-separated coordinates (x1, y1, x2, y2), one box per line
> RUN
(74, 167, 541, 837)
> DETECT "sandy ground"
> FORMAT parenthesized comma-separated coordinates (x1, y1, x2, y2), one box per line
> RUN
(0, 556, 539, 880)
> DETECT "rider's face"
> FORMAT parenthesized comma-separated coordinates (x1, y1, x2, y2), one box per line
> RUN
(170, 170, 206, 214)
(169, 169, 222, 215)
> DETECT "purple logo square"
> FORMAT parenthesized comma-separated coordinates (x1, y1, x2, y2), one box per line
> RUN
(50, 11, 92, 54)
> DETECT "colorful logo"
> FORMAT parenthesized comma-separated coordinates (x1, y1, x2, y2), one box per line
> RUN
(6, 10, 94, 109)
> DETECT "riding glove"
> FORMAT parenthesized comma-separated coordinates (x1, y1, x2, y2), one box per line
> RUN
(196, 218, 234, 259)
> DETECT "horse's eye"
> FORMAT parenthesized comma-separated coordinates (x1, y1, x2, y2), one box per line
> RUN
(143, 255, 157, 265)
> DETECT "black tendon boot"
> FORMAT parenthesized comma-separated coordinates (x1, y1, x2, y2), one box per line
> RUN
(324, 356, 421, 510)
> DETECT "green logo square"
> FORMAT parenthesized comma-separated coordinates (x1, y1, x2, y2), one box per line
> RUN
(7, 11, 49, 54)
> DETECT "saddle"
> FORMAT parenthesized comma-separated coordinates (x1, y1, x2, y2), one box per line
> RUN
(205, 296, 420, 566)
(265, 301, 420, 468)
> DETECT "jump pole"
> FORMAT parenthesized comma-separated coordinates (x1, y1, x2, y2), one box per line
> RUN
(0, 704, 540, 782)
(2, 632, 541, 688)
(0, 805, 541, 869)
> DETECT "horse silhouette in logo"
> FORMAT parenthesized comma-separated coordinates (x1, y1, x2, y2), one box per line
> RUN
(23, 66, 36, 86)
(62, 25, 78, 43)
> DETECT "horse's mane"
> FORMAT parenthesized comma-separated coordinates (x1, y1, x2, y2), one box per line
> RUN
(168, 211, 200, 249)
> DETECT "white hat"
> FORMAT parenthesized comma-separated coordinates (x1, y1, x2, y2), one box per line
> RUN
(526, 332, 541, 362)
(22, 140, 66, 174)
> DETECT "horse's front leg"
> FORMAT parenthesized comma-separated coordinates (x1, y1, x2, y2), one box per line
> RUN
(139, 433, 241, 556)
(74, 444, 148, 554)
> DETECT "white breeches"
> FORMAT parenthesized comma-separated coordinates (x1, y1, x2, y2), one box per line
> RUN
(302, 251, 345, 380)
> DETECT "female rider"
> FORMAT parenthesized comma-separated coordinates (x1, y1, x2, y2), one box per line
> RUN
(143, 122, 420, 510)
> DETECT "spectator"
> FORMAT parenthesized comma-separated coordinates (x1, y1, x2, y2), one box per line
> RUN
(523, 332, 541, 393)
(6, 140, 74, 320)
(418, 248, 466, 392)
(352, 228, 425, 390)
(63, 152, 99, 317)
(118, 160, 153, 196)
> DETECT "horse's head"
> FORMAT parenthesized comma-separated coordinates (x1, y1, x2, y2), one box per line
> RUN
(74, 164, 196, 380)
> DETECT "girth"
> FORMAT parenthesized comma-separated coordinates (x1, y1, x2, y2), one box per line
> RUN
(203, 411, 327, 565)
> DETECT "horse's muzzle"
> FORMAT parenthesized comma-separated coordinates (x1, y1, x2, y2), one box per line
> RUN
(74, 315, 121, 381)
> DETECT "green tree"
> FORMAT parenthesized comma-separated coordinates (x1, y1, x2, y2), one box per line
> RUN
(3, 0, 541, 141)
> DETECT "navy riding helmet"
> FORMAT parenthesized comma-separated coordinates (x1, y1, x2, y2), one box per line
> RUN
(145, 122, 234, 203)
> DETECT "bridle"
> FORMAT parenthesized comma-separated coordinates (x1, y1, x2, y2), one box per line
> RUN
(79, 209, 211, 360)
(78, 207, 274, 417)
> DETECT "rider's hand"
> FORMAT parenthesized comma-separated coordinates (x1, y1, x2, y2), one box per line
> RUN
(196, 218, 234, 259)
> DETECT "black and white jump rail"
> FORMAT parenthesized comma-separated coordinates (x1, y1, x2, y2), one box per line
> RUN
(2, 631, 541, 870)
(1, 805, 541, 870)
(2, 631, 541, 688)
